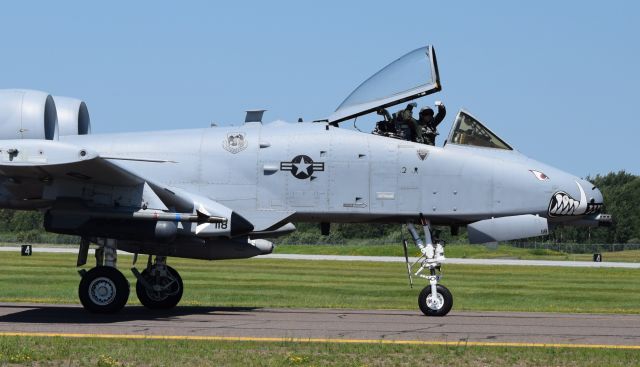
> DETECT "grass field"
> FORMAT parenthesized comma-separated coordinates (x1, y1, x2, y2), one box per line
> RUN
(0, 336, 639, 367)
(1, 252, 640, 313)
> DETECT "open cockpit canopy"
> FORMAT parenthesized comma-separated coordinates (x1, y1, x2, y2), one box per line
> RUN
(328, 45, 441, 124)
(447, 110, 512, 150)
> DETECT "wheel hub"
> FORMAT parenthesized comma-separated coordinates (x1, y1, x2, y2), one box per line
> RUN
(145, 272, 178, 301)
(88, 277, 116, 306)
(426, 292, 444, 310)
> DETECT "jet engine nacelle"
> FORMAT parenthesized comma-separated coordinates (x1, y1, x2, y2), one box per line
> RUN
(0, 89, 58, 140)
(53, 96, 91, 136)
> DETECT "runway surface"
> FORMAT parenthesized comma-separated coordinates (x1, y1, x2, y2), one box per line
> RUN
(2, 246, 639, 268)
(0, 303, 639, 348)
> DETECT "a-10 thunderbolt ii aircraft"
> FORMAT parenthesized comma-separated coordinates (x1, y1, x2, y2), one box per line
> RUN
(0, 45, 610, 316)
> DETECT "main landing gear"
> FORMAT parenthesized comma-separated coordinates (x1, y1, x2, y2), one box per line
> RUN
(76, 238, 183, 313)
(402, 216, 453, 316)
(132, 256, 183, 310)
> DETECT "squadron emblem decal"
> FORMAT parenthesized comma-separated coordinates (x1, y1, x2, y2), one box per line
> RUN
(417, 148, 429, 161)
(280, 155, 324, 180)
(222, 132, 248, 154)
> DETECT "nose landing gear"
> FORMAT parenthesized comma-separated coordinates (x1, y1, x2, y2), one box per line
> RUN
(403, 217, 453, 316)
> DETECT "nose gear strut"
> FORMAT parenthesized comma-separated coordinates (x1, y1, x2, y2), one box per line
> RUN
(402, 215, 453, 316)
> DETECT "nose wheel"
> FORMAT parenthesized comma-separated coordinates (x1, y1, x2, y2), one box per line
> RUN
(418, 284, 453, 316)
(403, 217, 453, 316)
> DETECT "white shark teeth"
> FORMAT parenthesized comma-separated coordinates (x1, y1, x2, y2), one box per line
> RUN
(549, 192, 581, 216)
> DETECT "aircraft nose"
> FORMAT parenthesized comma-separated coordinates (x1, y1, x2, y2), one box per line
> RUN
(579, 178, 605, 216)
(547, 175, 604, 217)
(581, 178, 603, 206)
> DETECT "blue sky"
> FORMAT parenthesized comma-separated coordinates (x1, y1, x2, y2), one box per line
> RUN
(1, 1, 637, 176)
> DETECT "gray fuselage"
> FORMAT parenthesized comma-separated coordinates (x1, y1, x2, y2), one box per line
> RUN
(61, 121, 601, 229)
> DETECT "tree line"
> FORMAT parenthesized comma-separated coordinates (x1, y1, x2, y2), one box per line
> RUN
(551, 171, 639, 244)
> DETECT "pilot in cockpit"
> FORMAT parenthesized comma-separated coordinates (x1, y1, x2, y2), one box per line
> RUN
(418, 101, 446, 146)
(396, 102, 420, 142)
(373, 108, 396, 136)
(373, 101, 446, 145)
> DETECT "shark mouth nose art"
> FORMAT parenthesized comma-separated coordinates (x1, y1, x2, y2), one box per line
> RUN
(548, 181, 603, 217)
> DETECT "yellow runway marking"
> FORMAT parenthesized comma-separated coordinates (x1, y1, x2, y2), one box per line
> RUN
(1, 332, 639, 350)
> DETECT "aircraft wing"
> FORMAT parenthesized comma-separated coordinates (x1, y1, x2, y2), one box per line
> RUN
(0, 139, 161, 203)
(0, 143, 148, 184)
(0, 139, 257, 237)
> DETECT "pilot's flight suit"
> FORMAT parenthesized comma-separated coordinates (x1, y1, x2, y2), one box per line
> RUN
(419, 104, 446, 146)
(396, 105, 420, 142)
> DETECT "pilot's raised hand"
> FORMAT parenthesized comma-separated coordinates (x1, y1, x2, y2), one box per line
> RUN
(435, 100, 443, 107)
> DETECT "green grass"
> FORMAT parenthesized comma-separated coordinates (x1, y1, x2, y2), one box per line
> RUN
(1, 252, 640, 313)
(0, 336, 638, 367)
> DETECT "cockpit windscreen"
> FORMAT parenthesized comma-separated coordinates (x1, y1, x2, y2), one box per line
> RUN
(337, 47, 435, 111)
(328, 46, 440, 124)
(449, 111, 512, 150)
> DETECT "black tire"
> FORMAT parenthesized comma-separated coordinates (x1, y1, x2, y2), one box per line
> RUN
(418, 284, 453, 316)
(78, 266, 130, 314)
(136, 265, 183, 310)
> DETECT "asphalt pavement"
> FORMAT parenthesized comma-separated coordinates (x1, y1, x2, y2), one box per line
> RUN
(0, 303, 638, 347)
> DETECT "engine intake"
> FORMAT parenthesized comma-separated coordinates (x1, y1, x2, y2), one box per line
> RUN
(53, 96, 91, 136)
(0, 89, 58, 140)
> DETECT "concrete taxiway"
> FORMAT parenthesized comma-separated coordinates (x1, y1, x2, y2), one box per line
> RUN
(0, 303, 639, 348)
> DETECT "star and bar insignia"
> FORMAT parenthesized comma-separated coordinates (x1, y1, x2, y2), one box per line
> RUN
(280, 155, 324, 180)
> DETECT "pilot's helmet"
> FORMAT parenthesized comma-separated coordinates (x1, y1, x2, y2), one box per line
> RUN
(420, 107, 434, 116)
